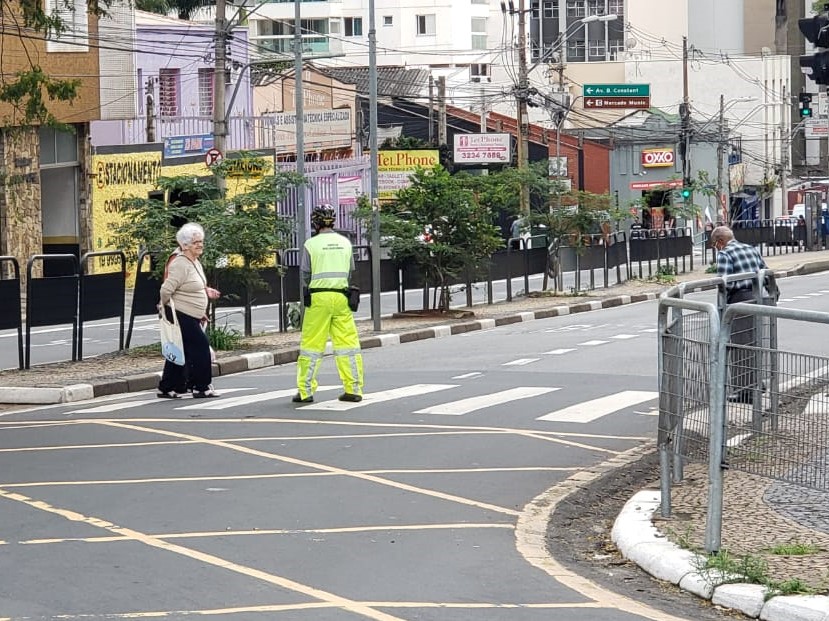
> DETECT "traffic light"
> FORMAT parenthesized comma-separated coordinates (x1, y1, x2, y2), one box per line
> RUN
(800, 92, 814, 117)
(800, 51, 829, 85)
(680, 187, 692, 200)
(800, 13, 829, 84)
(799, 14, 829, 47)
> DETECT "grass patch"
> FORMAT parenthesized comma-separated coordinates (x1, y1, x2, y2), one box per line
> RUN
(769, 542, 822, 556)
(208, 324, 244, 351)
(705, 550, 770, 585)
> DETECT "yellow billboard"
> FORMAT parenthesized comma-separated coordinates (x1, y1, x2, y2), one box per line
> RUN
(90, 152, 273, 282)
(377, 149, 439, 200)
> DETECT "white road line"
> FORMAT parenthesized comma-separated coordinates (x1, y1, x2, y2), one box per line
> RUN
(451, 372, 482, 379)
(639, 328, 658, 333)
(806, 293, 823, 297)
(610, 334, 639, 340)
(414, 387, 560, 416)
(536, 390, 658, 423)
(543, 348, 576, 355)
(578, 340, 609, 346)
(177, 386, 339, 410)
(67, 388, 251, 414)
(302, 384, 459, 411)
(502, 358, 540, 366)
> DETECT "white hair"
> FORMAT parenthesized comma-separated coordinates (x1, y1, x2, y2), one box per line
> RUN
(176, 222, 205, 247)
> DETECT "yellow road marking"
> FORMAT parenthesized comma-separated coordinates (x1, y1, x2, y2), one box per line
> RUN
(96, 421, 521, 517)
(2, 466, 578, 488)
(516, 442, 693, 621)
(0, 488, 406, 621)
(21, 522, 514, 545)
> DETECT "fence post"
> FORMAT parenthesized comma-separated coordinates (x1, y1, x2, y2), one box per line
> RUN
(705, 307, 727, 554)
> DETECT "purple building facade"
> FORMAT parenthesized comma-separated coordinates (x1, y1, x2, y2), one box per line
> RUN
(91, 11, 252, 149)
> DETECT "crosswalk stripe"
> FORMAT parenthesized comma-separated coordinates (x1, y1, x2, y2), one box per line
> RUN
(67, 389, 252, 414)
(414, 387, 560, 416)
(611, 334, 638, 340)
(543, 348, 575, 355)
(536, 390, 658, 423)
(452, 372, 482, 379)
(579, 340, 609, 346)
(502, 358, 539, 366)
(302, 384, 458, 411)
(176, 386, 340, 410)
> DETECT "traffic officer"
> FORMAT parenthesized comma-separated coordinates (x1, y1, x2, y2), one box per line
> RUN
(293, 205, 364, 404)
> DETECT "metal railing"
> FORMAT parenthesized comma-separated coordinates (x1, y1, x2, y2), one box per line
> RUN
(658, 272, 829, 552)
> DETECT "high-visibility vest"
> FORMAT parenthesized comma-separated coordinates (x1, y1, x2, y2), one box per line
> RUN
(305, 232, 352, 289)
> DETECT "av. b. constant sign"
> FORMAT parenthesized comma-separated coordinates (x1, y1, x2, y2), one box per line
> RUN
(641, 148, 675, 168)
(453, 133, 511, 164)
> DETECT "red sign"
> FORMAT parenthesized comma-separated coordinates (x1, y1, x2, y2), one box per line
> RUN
(584, 96, 651, 109)
(205, 147, 223, 167)
(641, 148, 675, 168)
(629, 180, 683, 191)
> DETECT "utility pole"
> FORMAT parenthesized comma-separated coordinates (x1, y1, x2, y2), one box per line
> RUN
(368, 0, 380, 330)
(146, 78, 155, 143)
(213, 0, 227, 192)
(428, 76, 435, 144)
(679, 36, 690, 190)
(516, 0, 530, 215)
(294, 0, 306, 304)
(780, 85, 788, 220)
(437, 76, 447, 145)
(716, 93, 725, 223)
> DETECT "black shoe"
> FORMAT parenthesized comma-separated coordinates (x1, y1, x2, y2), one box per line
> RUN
(292, 393, 313, 403)
(338, 393, 362, 403)
(157, 390, 181, 399)
(727, 391, 753, 404)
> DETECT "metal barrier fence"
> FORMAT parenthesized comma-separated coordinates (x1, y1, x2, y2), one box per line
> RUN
(658, 271, 829, 552)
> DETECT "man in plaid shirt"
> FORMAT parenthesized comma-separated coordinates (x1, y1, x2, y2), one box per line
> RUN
(710, 226, 771, 404)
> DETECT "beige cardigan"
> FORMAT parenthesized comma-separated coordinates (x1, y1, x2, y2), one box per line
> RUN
(159, 255, 208, 319)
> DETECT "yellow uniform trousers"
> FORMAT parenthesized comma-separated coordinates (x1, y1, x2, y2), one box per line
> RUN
(296, 291, 364, 399)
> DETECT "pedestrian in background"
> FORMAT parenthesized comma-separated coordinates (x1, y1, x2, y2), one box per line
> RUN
(293, 205, 364, 404)
(710, 225, 769, 404)
(157, 222, 221, 399)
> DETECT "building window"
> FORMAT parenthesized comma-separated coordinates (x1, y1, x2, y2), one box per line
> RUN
(383, 15, 393, 26)
(471, 17, 487, 49)
(608, 38, 625, 59)
(566, 38, 585, 61)
(198, 68, 214, 117)
(531, 0, 539, 19)
(39, 127, 78, 165)
(587, 0, 605, 16)
(566, 0, 585, 17)
(608, 0, 623, 14)
(544, 0, 558, 18)
(344, 17, 363, 36)
(158, 68, 180, 117)
(46, 0, 89, 52)
(470, 63, 490, 82)
(329, 19, 341, 34)
(416, 14, 436, 36)
(588, 39, 606, 58)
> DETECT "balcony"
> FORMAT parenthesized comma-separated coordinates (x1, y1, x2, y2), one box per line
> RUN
(253, 35, 331, 55)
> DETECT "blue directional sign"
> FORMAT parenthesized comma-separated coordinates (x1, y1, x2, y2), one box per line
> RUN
(583, 84, 650, 97)
(163, 134, 214, 158)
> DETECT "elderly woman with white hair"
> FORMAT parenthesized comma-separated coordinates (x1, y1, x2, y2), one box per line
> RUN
(157, 222, 221, 399)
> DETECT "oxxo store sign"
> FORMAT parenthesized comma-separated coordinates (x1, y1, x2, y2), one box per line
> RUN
(641, 148, 675, 168)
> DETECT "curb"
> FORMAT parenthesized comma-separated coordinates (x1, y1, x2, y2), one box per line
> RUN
(612, 490, 829, 621)
(0, 292, 660, 404)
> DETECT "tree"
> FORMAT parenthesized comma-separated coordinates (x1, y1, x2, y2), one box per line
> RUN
(357, 165, 503, 312)
(113, 154, 307, 335)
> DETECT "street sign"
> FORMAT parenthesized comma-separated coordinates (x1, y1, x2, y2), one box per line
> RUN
(164, 134, 214, 159)
(583, 84, 650, 97)
(205, 147, 223, 167)
(584, 97, 651, 110)
(629, 180, 682, 191)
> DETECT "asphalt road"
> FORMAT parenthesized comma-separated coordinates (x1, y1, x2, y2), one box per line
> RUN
(0, 273, 822, 620)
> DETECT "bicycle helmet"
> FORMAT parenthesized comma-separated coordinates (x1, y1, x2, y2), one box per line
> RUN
(311, 204, 336, 229)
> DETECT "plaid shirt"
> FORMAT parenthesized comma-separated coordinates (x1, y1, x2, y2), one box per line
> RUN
(716, 239, 767, 292)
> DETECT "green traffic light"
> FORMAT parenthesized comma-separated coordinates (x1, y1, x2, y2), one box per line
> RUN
(681, 188, 691, 199)
(801, 107, 813, 117)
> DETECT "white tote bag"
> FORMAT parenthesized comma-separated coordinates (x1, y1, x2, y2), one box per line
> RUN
(159, 300, 186, 366)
